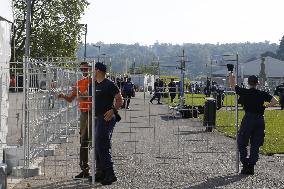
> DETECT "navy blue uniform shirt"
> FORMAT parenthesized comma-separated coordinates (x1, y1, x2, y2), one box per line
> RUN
(235, 85, 272, 115)
(89, 78, 120, 116)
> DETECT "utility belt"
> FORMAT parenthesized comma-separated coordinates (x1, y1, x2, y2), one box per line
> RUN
(94, 112, 121, 122)
(244, 111, 263, 118)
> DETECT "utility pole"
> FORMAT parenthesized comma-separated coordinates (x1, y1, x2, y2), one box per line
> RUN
(84, 24, 87, 60)
(133, 58, 136, 75)
(176, 49, 190, 107)
(151, 56, 160, 78)
(109, 57, 112, 77)
(93, 45, 100, 63)
(80, 24, 87, 60)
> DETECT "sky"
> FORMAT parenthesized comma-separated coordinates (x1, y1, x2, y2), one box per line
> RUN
(80, 0, 284, 45)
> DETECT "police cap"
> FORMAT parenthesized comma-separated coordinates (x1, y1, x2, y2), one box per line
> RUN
(248, 75, 258, 85)
(95, 62, 107, 72)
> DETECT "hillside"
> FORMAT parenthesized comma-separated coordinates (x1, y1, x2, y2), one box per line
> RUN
(77, 41, 278, 79)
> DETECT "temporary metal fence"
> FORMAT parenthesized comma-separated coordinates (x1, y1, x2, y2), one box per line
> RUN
(6, 58, 92, 178)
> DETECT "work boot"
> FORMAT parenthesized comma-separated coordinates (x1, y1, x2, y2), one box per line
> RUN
(100, 168, 117, 185)
(240, 163, 254, 175)
(240, 163, 249, 174)
(247, 164, 254, 175)
(74, 171, 89, 179)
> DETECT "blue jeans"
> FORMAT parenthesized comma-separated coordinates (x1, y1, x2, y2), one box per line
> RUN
(237, 112, 265, 165)
(95, 114, 116, 171)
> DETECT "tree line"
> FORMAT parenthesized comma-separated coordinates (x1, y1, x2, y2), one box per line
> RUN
(77, 41, 281, 78)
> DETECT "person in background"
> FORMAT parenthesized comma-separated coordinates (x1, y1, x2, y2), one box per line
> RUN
(228, 64, 278, 175)
(168, 78, 176, 103)
(9, 74, 16, 92)
(159, 79, 165, 97)
(58, 61, 92, 178)
(122, 77, 134, 109)
(150, 78, 162, 104)
(274, 82, 284, 110)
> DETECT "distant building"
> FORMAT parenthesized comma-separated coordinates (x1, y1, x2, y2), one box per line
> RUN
(0, 0, 13, 162)
(212, 56, 284, 89)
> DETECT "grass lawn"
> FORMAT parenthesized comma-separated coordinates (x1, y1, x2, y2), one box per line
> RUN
(163, 93, 284, 155)
(216, 110, 284, 155)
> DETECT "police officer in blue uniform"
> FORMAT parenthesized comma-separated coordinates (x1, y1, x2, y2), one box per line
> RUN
(150, 78, 162, 104)
(122, 77, 134, 109)
(228, 64, 278, 175)
(89, 63, 123, 185)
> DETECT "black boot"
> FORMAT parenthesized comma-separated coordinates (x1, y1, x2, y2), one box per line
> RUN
(240, 163, 254, 175)
(75, 163, 90, 179)
(88, 170, 105, 183)
(240, 163, 249, 174)
(74, 171, 89, 179)
(100, 168, 117, 185)
(247, 164, 254, 175)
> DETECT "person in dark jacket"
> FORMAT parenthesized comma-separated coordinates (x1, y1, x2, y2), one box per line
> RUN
(168, 79, 176, 103)
(228, 64, 278, 175)
(274, 82, 284, 110)
(150, 78, 162, 104)
(122, 78, 134, 109)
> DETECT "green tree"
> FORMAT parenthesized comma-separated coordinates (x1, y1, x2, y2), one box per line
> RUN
(11, 0, 89, 62)
(277, 35, 284, 60)
(261, 51, 278, 59)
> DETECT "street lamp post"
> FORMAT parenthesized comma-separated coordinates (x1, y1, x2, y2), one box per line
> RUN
(84, 24, 87, 60)
(80, 24, 87, 60)
(93, 45, 101, 63)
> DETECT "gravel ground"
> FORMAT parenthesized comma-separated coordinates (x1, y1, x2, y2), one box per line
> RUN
(8, 92, 284, 189)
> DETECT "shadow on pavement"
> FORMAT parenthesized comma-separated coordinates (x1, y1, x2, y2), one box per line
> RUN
(183, 173, 247, 189)
(23, 179, 104, 189)
(160, 115, 183, 121)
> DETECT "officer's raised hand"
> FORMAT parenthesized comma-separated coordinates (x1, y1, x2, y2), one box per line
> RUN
(227, 64, 234, 72)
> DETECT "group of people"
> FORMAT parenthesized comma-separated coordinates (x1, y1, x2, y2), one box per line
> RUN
(56, 60, 282, 186)
(111, 76, 135, 109)
(58, 62, 123, 185)
(150, 78, 177, 104)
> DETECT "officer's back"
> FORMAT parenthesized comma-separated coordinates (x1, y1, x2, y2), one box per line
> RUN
(236, 86, 271, 115)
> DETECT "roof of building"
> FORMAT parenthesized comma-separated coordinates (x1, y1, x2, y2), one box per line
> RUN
(212, 56, 284, 78)
(0, 0, 13, 22)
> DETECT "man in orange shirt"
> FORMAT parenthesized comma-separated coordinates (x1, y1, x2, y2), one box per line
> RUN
(9, 74, 16, 92)
(58, 61, 92, 178)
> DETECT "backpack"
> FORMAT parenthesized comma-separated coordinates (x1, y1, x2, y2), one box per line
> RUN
(123, 82, 133, 93)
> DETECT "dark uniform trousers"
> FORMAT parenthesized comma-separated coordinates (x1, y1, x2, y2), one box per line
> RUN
(150, 91, 161, 103)
(123, 92, 132, 108)
(79, 112, 92, 173)
(237, 112, 265, 165)
(95, 114, 116, 172)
